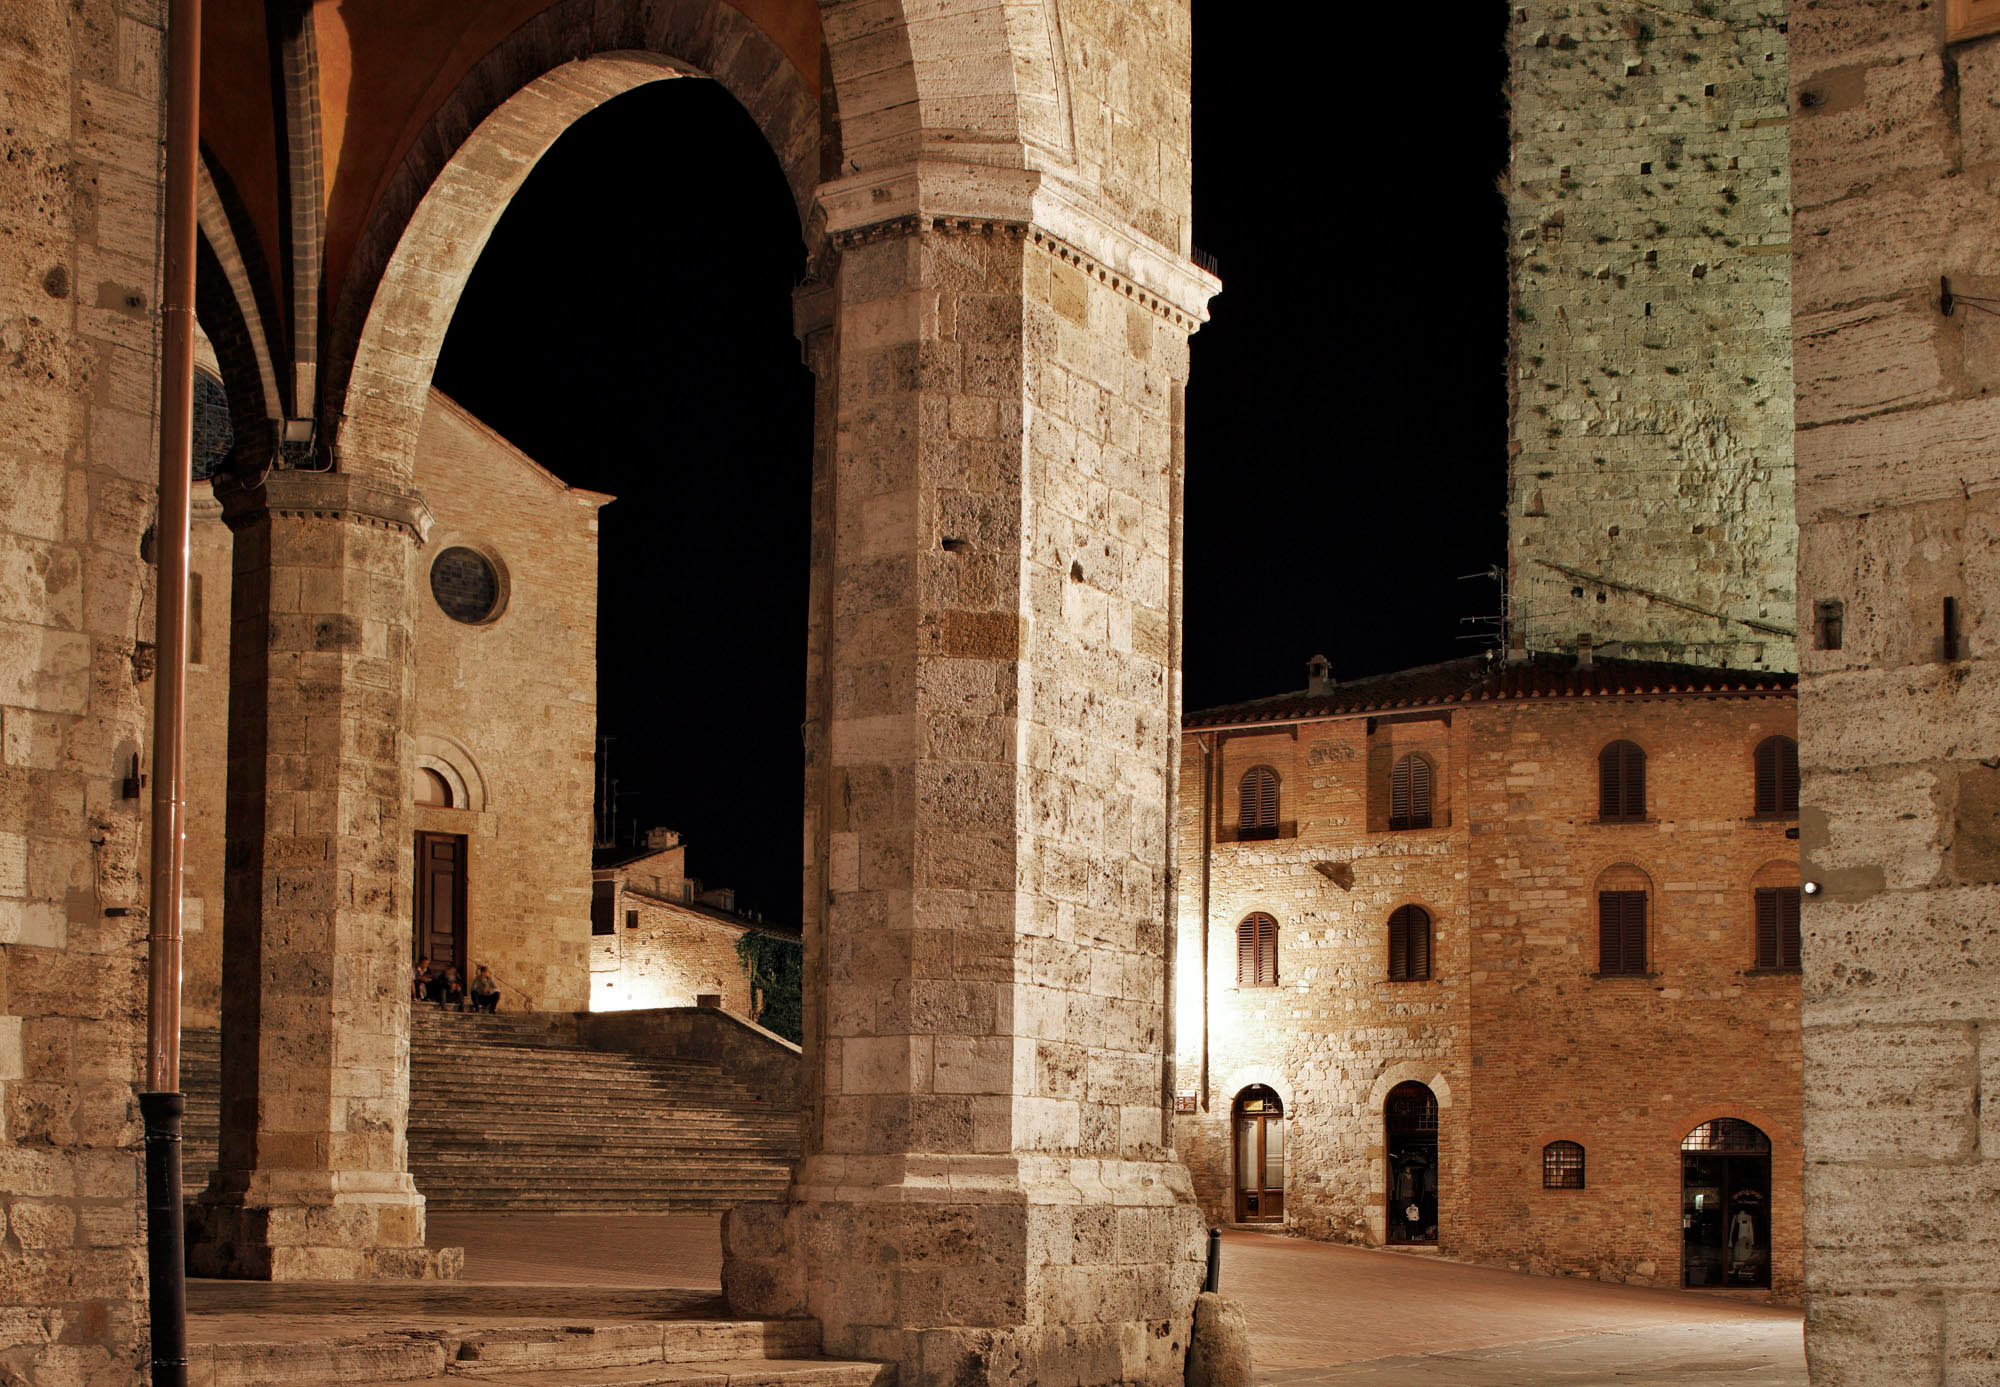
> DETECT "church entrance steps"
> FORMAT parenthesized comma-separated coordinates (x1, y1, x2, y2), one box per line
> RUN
(186, 1284, 892, 1387)
(179, 1011, 801, 1214)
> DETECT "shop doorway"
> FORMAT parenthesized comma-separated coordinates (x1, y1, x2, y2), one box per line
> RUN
(1681, 1118, 1772, 1288)
(414, 832, 469, 982)
(1232, 1086, 1285, 1223)
(1385, 1081, 1439, 1245)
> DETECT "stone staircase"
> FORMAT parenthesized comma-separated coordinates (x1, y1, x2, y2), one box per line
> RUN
(179, 1009, 800, 1213)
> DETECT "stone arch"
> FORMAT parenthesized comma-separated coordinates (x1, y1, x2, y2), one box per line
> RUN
(1751, 858, 1799, 889)
(414, 733, 487, 813)
(1218, 1067, 1292, 1113)
(332, 13, 820, 480)
(1367, 1062, 1453, 1115)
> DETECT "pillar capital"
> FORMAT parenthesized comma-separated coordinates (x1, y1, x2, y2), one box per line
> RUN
(216, 466, 434, 540)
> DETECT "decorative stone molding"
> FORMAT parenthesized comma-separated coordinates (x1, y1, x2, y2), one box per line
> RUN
(217, 468, 434, 540)
(414, 734, 485, 813)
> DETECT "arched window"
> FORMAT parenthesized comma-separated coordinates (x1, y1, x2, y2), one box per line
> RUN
(1388, 905, 1432, 982)
(1543, 1140, 1586, 1189)
(1389, 754, 1434, 831)
(1753, 735, 1799, 816)
(1236, 912, 1278, 987)
(415, 767, 454, 808)
(1598, 739, 1647, 821)
(1596, 865, 1650, 976)
(1239, 766, 1279, 840)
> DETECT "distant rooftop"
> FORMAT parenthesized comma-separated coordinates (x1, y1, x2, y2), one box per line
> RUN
(1184, 652, 1796, 730)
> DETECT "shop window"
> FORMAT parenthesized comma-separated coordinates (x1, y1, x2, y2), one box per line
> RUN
(1681, 1118, 1771, 1288)
(1239, 766, 1279, 840)
(1753, 736, 1799, 816)
(1543, 1140, 1585, 1189)
(1598, 740, 1647, 821)
(1388, 904, 1432, 981)
(1236, 912, 1278, 987)
(1390, 753, 1434, 830)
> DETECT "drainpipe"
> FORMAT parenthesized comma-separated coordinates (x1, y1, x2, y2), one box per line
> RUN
(1196, 732, 1217, 1113)
(143, 2, 199, 1384)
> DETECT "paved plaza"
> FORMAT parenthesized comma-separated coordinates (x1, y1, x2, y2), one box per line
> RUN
(406, 1217, 1808, 1386)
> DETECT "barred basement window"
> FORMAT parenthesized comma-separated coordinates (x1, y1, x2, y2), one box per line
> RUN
(1598, 889, 1648, 975)
(1755, 886, 1802, 969)
(1389, 754, 1434, 831)
(1240, 766, 1280, 841)
(1388, 904, 1432, 982)
(1753, 736, 1799, 816)
(1237, 912, 1278, 987)
(1543, 1140, 1585, 1189)
(1598, 740, 1647, 821)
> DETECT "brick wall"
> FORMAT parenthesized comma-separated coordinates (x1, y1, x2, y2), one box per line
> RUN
(1790, 3, 2000, 1379)
(1507, 0, 1796, 669)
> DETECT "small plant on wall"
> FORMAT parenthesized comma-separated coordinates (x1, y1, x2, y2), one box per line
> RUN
(736, 932, 804, 1042)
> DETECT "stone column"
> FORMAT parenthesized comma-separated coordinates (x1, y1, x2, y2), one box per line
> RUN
(187, 469, 458, 1280)
(724, 179, 1215, 1386)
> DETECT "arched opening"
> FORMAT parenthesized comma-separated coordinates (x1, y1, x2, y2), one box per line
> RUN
(1232, 1085, 1285, 1224)
(1385, 1080, 1439, 1245)
(1681, 1117, 1772, 1288)
(414, 767, 454, 808)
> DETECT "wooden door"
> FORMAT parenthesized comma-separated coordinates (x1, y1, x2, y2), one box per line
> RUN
(1232, 1088, 1285, 1222)
(414, 832, 467, 976)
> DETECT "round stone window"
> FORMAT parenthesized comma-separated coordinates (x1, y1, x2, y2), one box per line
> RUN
(430, 547, 503, 624)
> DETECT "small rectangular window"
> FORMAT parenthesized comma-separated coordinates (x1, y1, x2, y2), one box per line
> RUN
(625, 909, 639, 931)
(1543, 1141, 1586, 1189)
(590, 885, 614, 936)
(1814, 599, 1844, 651)
(187, 571, 204, 665)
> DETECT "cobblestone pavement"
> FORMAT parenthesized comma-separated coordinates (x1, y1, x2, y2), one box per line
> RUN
(378, 1216, 1808, 1385)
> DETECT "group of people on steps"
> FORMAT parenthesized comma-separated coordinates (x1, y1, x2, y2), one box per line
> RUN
(414, 957, 501, 1012)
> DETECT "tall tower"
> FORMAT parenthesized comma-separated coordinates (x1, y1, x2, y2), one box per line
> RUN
(1506, 1, 1794, 670)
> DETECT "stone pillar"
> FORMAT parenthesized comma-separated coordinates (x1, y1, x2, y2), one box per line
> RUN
(187, 469, 458, 1280)
(724, 182, 1215, 1386)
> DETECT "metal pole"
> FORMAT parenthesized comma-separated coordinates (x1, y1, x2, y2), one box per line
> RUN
(1204, 1227, 1221, 1293)
(144, 0, 200, 1382)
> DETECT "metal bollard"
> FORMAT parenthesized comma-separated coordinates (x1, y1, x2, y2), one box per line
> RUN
(1203, 1227, 1221, 1292)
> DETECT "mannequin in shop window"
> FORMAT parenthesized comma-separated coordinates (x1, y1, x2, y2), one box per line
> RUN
(1730, 1208, 1756, 1269)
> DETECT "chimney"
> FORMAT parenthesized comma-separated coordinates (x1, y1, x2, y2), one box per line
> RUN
(1577, 632, 1594, 669)
(1307, 653, 1334, 695)
(1506, 624, 1527, 665)
(644, 826, 681, 851)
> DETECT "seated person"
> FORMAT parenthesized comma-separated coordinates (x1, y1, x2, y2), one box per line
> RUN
(413, 956, 435, 1002)
(436, 965, 465, 1009)
(469, 965, 501, 1013)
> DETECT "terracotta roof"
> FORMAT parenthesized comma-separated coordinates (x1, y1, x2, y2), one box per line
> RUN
(1184, 653, 1795, 729)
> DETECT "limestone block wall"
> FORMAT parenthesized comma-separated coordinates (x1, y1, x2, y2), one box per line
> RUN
(182, 497, 231, 1029)
(407, 394, 602, 1013)
(589, 889, 755, 1016)
(1507, 0, 1796, 669)
(1459, 695, 1802, 1297)
(1173, 721, 1472, 1249)
(1789, 3, 2000, 1379)
(0, 0, 163, 1377)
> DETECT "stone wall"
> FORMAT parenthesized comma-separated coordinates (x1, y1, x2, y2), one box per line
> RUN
(0, 1, 161, 1378)
(1460, 693, 1802, 1297)
(588, 885, 757, 1015)
(1790, 3, 2000, 1379)
(1507, 0, 1796, 669)
(182, 493, 231, 1029)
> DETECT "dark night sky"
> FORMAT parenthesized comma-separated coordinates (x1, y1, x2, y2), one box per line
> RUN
(432, 9, 1510, 920)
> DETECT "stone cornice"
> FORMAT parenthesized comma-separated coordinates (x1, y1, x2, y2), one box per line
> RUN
(217, 467, 433, 540)
(816, 162, 1221, 329)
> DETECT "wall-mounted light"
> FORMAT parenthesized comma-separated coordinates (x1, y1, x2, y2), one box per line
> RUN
(1803, 881, 1820, 897)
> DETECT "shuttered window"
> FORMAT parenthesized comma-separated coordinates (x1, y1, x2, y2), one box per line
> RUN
(1236, 913, 1278, 987)
(1389, 754, 1434, 831)
(1388, 905, 1432, 981)
(1598, 890, 1647, 975)
(1240, 766, 1279, 840)
(1543, 1141, 1586, 1189)
(1598, 740, 1647, 821)
(1753, 736, 1799, 816)
(1754, 886, 1802, 969)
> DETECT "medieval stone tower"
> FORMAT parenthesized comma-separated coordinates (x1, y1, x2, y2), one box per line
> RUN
(1506, 1, 1795, 670)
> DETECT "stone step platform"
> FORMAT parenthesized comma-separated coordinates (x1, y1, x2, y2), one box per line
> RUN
(187, 1284, 890, 1387)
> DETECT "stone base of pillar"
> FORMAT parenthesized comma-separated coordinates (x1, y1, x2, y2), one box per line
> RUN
(187, 1173, 459, 1281)
(723, 1155, 1205, 1387)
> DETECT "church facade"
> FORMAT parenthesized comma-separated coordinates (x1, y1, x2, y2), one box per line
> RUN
(1174, 654, 1803, 1298)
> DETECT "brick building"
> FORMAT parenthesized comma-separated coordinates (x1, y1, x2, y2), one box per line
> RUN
(1174, 651, 1802, 1297)
(589, 828, 795, 1016)
(182, 387, 609, 1023)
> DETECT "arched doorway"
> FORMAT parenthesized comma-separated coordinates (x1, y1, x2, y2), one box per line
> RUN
(1385, 1081, 1439, 1245)
(1681, 1118, 1772, 1287)
(1232, 1086, 1285, 1223)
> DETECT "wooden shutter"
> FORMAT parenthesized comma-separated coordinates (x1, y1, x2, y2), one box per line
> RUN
(1758, 885, 1803, 968)
(1600, 741, 1645, 820)
(1391, 756, 1433, 831)
(1241, 767, 1279, 838)
(1238, 913, 1277, 986)
(1388, 905, 1431, 981)
(1755, 737, 1799, 815)
(1599, 890, 1645, 974)
(1755, 888, 1780, 968)
(1389, 908, 1409, 980)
